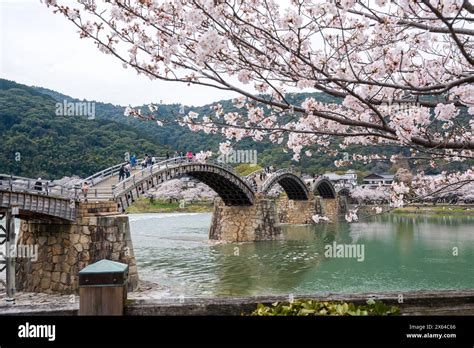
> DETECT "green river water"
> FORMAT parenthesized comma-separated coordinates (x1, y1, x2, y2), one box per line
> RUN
(129, 213, 474, 297)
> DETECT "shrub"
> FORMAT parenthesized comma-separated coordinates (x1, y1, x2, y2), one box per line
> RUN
(249, 299, 399, 316)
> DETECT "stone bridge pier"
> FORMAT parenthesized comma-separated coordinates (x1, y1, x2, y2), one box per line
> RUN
(15, 202, 138, 294)
(276, 194, 317, 224)
(209, 196, 282, 242)
(317, 197, 342, 221)
(209, 193, 343, 242)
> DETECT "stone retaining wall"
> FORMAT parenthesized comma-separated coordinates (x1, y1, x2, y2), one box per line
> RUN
(124, 290, 474, 316)
(15, 202, 138, 294)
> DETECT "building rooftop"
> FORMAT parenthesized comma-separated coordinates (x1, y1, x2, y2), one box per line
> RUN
(363, 173, 394, 180)
(323, 172, 357, 181)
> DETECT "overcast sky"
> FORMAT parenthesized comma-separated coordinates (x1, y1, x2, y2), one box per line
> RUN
(0, 0, 240, 106)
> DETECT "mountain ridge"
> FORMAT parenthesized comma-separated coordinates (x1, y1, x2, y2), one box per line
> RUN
(2, 78, 466, 179)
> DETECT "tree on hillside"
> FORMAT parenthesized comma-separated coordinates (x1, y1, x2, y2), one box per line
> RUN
(44, 0, 473, 205)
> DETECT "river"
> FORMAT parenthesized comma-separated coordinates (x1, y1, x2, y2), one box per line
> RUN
(128, 213, 474, 297)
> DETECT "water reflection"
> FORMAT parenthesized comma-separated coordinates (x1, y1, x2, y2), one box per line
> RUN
(212, 227, 323, 296)
(129, 213, 474, 297)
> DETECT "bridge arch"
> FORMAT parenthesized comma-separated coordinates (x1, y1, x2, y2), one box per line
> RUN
(260, 170, 310, 200)
(113, 160, 255, 211)
(313, 178, 336, 199)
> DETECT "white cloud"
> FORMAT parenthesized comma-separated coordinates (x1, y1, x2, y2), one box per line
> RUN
(0, 0, 239, 106)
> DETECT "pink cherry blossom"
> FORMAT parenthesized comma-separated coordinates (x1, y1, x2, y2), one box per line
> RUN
(43, 0, 473, 202)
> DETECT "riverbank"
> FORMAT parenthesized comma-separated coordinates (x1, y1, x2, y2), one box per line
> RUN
(126, 199, 213, 213)
(126, 199, 474, 216)
(392, 205, 474, 215)
(354, 204, 474, 216)
(1, 285, 473, 316)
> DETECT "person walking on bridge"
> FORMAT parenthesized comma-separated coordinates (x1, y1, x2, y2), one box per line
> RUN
(119, 165, 125, 181)
(130, 155, 137, 169)
(186, 151, 193, 162)
(124, 162, 131, 178)
(251, 177, 258, 191)
(82, 181, 89, 202)
(142, 154, 150, 169)
(145, 154, 152, 167)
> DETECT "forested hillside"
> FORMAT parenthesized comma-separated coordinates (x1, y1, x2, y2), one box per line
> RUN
(0, 79, 169, 178)
(31, 82, 412, 176)
(1, 79, 466, 179)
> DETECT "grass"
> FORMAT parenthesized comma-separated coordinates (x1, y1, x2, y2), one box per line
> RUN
(126, 198, 214, 213)
(234, 163, 263, 176)
(392, 205, 474, 215)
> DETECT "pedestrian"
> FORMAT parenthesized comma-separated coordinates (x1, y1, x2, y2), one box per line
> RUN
(144, 154, 149, 168)
(147, 155, 153, 166)
(119, 165, 125, 181)
(186, 151, 193, 162)
(124, 162, 131, 178)
(251, 178, 257, 191)
(82, 181, 89, 202)
(142, 154, 149, 168)
(130, 155, 137, 168)
(166, 152, 170, 160)
(151, 156, 156, 165)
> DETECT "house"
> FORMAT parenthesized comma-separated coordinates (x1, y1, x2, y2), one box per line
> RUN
(362, 173, 394, 187)
(321, 170, 358, 188)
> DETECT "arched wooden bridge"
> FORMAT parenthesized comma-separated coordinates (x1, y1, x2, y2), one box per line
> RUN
(0, 157, 337, 216)
(0, 158, 337, 297)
